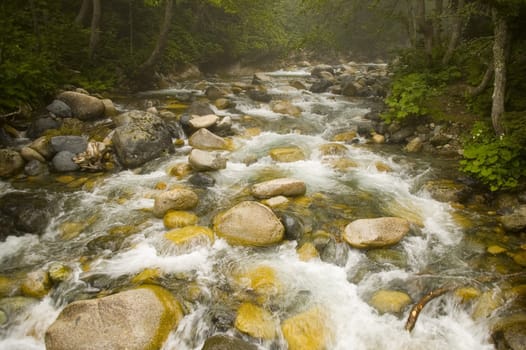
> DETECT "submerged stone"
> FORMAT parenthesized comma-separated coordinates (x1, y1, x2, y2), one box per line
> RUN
(251, 178, 306, 199)
(269, 147, 305, 162)
(201, 335, 257, 350)
(281, 307, 331, 350)
(153, 188, 199, 218)
(369, 290, 412, 314)
(235, 302, 277, 340)
(164, 226, 214, 248)
(163, 210, 198, 229)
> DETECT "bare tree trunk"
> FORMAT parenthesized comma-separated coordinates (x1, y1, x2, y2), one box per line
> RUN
(129, 0, 134, 56)
(442, 0, 465, 65)
(415, 0, 433, 55)
(88, 0, 101, 60)
(75, 0, 91, 26)
(433, 0, 444, 47)
(139, 0, 174, 74)
(491, 9, 509, 136)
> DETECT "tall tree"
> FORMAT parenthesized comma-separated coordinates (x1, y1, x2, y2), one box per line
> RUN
(491, 7, 508, 136)
(75, 0, 91, 26)
(442, 0, 466, 65)
(88, 0, 101, 60)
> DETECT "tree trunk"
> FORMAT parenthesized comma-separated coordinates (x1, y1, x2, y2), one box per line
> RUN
(129, 0, 134, 56)
(469, 61, 493, 97)
(75, 0, 91, 26)
(415, 0, 433, 55)
(491, 9, 509, 136)
(88, 0, 101, 60)
(442, 0, 465, 65)
(138, 0, 174, 74)
(433, 0, 443, 47)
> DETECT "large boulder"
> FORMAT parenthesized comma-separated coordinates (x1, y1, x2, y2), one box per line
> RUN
(189, 128, 229, 150)
(46, 99, 72, 118)
(499, 205, 526, 232)
(57, 91, 105, 120)
(309, 80, 333, 93)
(311, 64, 334, 78)
(187, 101, 214, 116)
(153, 188, 199, 218)
(247, 90, 272, 103)
(213, 201, 284, 246)
(0, 192, 53, 240)
(0, 149, 24, 178)
(52, 151, 80, 172)
(271, 101, 302, 117)
(343, 217, 410, 249)
(251, 178, 306, 199)
(188, 149, 227, 171)
(422, 179, 469, 203)
(112, 110, 174, 168)
(26, 116, 62, 138)
(45, 286, 183, 350)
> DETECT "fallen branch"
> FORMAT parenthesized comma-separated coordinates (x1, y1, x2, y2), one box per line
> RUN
(0, 107, 22, 119)
(405, 286, 454, 332)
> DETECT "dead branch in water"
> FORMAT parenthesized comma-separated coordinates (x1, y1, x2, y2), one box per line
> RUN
(405, 286, 454, 332)
(0, 107, 22, 119)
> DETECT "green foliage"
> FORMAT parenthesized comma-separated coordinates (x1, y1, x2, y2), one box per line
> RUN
(381, 73, 430, 124)
(460, 121, 526, 191)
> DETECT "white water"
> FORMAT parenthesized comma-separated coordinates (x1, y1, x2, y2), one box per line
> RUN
(0, 68, 494, 349)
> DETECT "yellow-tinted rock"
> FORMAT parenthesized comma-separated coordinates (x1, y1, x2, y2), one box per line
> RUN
(318, 143, 348, 156)
(269, 147, 305, 163)
(234, 265, 282, 302)
(0, 276, 17, 297)
(48, 263, 72, 283)
(375, 161, 392, 172)
(508, 251, 526, 267)
(235, 302, 277, 340)
(67, 177, 88, 188)
(244, 127, 262, 138)
(59, 222, 87, 240)
(332, 131, 357, 142)
(472, 290, 504, 320)
(281, 307, 331, 350)
(371, 134, 385, 144)
(325, 158, 358, 171)
(168, 163, 193, 179)
(487, 245, 507, 255)
(165, 226, 214, 248)
(132, 268, 162, 284)
(21, 270, 50, 299)
(108, 225, 139, 236)
(297, 243, 319, 261)
(369, 290, 412, 314)
(155, 182, 168, 190)
(56, 175, 75, 184)
(163, 211, 198, 229)
(262, 196, 289, 208)
(455, 287, 481, 302)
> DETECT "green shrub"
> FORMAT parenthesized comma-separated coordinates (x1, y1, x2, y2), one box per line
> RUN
(381, 73, 430, 124)
(460, 121, 526, 191)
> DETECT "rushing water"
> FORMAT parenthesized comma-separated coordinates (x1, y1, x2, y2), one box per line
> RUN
(0, 66, 505, 349)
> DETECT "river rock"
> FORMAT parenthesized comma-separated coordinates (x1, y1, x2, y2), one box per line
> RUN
(24, 159, 49, 176)
(252, 72, 271, 85)
(57, 91, 105, 120)
(272, 101, 302, 117)
(422, 179, 469, 203)
(188, 149, 227, 171)
(205, 86, 226, 100)
(0, 149, 24, 178)
(289, 80, 307, 90)
(52, 151, 80, 172)
(372, 133, 386, 144)
(189, 128, 229, 150)
(343, 217, 410, 249)
(235, 302, 276, 340)
(50, 135, 88, 154)
(0, 192, 52, 239)
(251, 178, 306, 199)
(405, 137, 423, 153)
(189, 114, 219, 129)
(311, 64, 334, 78)
(492, 318, 526, 350)
(390, 126, 415, 143)
(27, 116, 62, 139)
(164, 226, 214, 248)
(45, 286, 183, 350)
(214, 98, 231, 110)
(20, 270, 51, 299)
(201, 335, 257, 350)
(189, 172, 216, 187)
(309, 79, 333, 93)
(163, 210, 198, 229)
(280, 213, 304, 241)
(29, 136, 54, 160)
(498, 205, 526, 232)
(248, 89, 272, 103)
(153, 188, 199, 217)
(341, 77, 360, 97)
(47, 99, 72, 118)
(112, 110, 174, 168)
(233, 265, 282, 302)
(319, 143, 348, 156)
(20, 146, 46, 163)
(269, 147, 305, 162)
(297, 242, 319, 261)
(187, 101, 214, 116)
(369, 290, 412, 314)
(281, 307, 331, 350)
(213, 201, 284, 246)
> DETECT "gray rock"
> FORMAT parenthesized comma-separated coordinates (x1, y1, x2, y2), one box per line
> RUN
(50, 136, 88, 154)
(499, 205, 526, 232)
(205, 86, 226, 100)
(309, 79, 333, 93)
(52, 151, 79, 172)
(390, 126, 415, 143)
(422, 180, 469, 203)
(57, 91, 105, 120)
(46, 100, 72, 118)
(248, 90, 272, 103)
(280, 213, 304, 241)
(188, 149, 227, 171)
(0, 192, 52, 238)
(341, 77, 360, 97)
(45, 287, 184, 350)
(251, 178, 306, 199)
(311, 64, 334, 78)
(0, 149, 24, 178)
(213, 201, 284, 246)
(189, 173, 215, 187)
(189, 128, 229, 150)
(187, 101, 214, 116)
(188, 115, 219, 129)
(27, 116, 62, 139)
(112, 110, 174, 168)
(252, 72, 271, 85)
(289, 80, 307, 90)
(343, 217, 410, 249)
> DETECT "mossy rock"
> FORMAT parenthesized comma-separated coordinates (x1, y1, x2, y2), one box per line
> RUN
(163, 211, 198, 229)
(369, 290, 412, 314)
(281, 307, 331, 350)
(269, 147, 305, 163)
(234, 302, 277, 340)
(165, 226, 214, 248)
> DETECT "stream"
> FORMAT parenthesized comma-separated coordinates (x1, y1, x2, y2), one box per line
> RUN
(0, 65, 519, 349)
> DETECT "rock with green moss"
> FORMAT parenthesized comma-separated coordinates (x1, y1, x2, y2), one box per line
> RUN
(45, 286, 183, 350)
